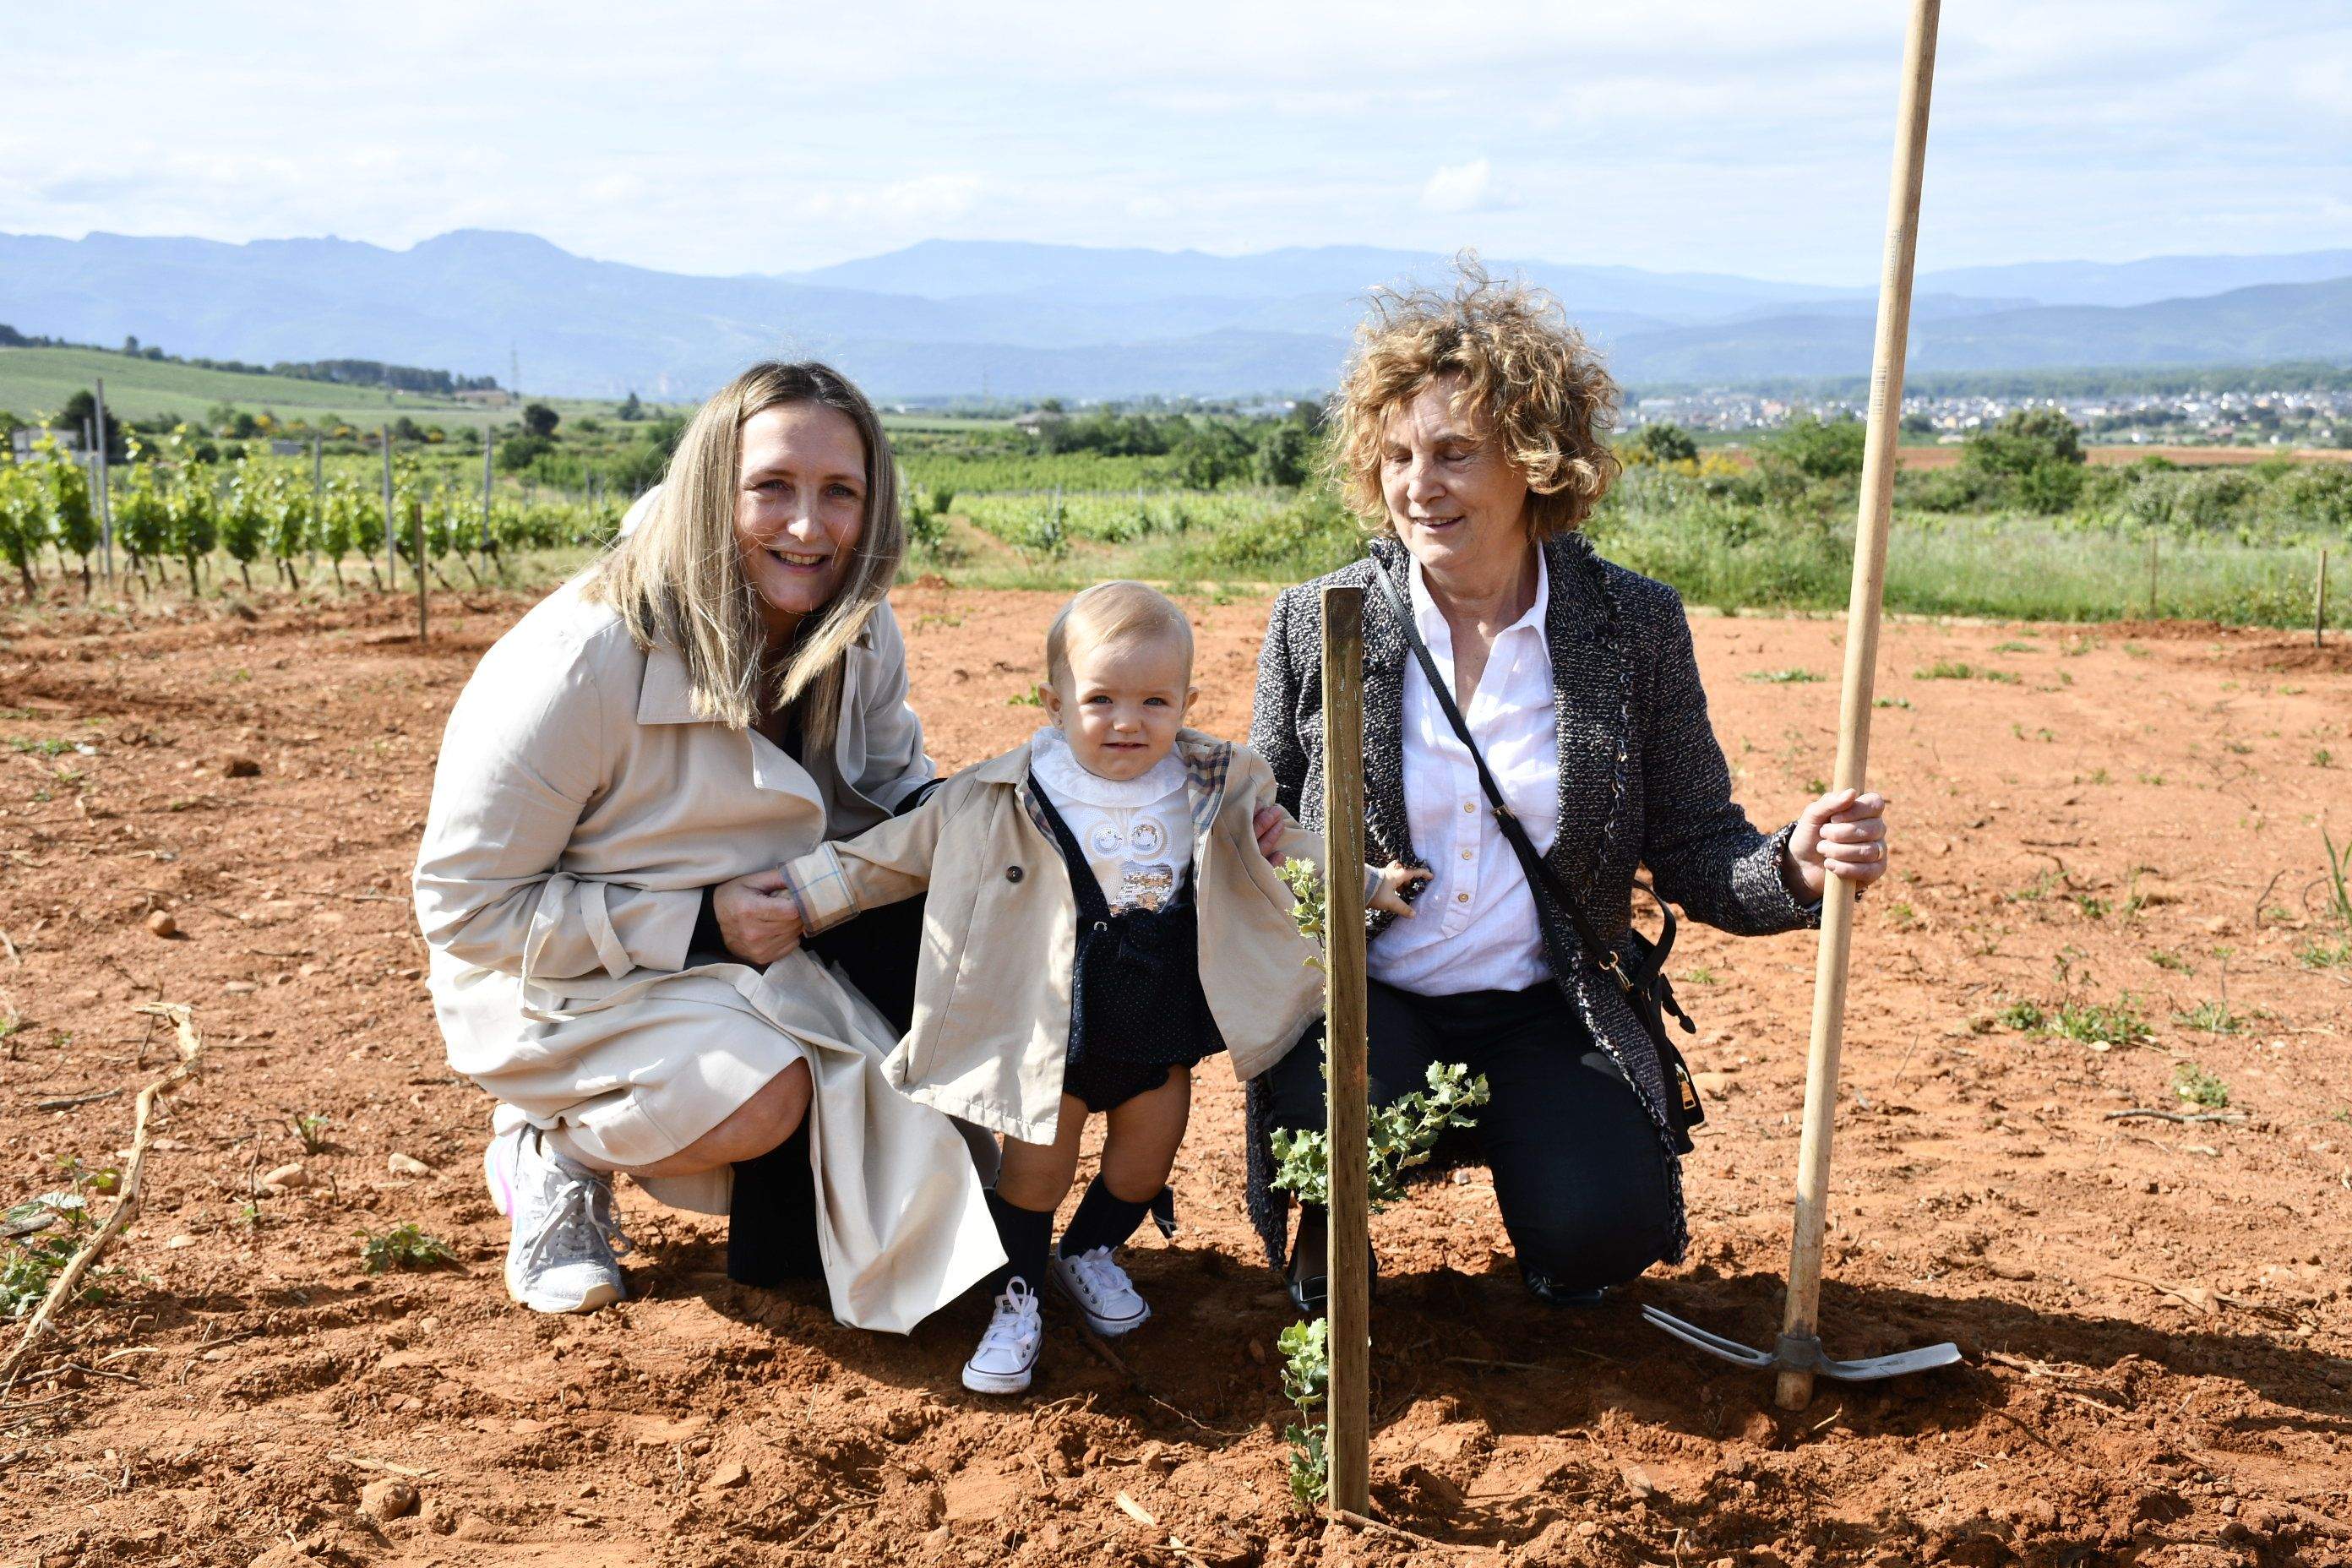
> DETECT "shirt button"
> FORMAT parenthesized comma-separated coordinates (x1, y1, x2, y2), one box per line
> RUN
(1455, 892, 1470, 903)
(1460, 849, 1474, 860)
(1462, 801, 1477, 814)
(1005, 866, 1025, 884)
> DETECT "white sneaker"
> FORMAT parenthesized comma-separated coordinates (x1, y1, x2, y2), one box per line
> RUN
(485, 1124, 628, 1314)
(961, 1279, 1043, 1395)
(1050, 1245, 1152, 1337)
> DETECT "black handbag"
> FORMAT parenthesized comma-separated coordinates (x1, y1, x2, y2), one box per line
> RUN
(1369, 567, 1707, 1152)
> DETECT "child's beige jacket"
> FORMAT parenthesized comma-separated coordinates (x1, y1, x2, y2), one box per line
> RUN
(783, 729, 1348, 1145)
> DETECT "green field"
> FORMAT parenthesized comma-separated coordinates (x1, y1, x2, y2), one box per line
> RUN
(0, 346, 1004, 442)
(0, 347, 630, 433)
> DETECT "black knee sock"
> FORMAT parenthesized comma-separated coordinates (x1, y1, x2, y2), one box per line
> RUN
(985, 1190, 1054, 1295)
(1058, 1175, 1155, 1260)
(727, 1120, 823, 1287)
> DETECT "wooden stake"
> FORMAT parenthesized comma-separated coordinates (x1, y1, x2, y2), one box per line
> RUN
(1776, 0, 1941, 1414)
(2317, 548, 2328, 648)
(1319, 584, 1370, 1516)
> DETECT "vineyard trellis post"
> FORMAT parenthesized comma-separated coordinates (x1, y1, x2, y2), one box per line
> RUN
(94, 377, 114, 584)
(381, 426, 396, 588)
(480, 429, 494, 574)
(1319, 584, 1371, 1516)
(414, 492, 428, 645)
(2317, 548, 2328, 648)
(309, 436, 322, 580)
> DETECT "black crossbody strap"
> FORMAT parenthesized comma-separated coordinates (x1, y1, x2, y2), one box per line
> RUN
(1369, 565, 1636, 996)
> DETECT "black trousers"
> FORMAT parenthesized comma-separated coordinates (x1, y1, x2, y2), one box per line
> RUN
(726, 896, 926, 1285)
(1263, 977, 1676, 1294)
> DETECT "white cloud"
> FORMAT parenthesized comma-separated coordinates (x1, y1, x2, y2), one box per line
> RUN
(1421, 159, 1494, 215)
(0, 1, 2343, 280)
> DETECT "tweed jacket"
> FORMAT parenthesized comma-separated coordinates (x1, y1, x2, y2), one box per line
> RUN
(781, 730, 1346, 1145)
(1246, 532, 1821, 1261)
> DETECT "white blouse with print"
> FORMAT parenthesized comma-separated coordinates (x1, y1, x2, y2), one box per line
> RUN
(1027, 727, 1194, 913)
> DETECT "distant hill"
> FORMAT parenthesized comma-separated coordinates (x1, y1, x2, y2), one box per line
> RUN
(3, 229, 2348, 400)
(1918, 248, 2352, 308)
(1604, 276, 2352, 383)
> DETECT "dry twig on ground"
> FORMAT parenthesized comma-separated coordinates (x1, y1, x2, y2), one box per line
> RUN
(0, 1002, 206, 1398)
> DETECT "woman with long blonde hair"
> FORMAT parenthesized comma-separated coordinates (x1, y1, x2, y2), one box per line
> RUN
(414, 362, 1000, 1331)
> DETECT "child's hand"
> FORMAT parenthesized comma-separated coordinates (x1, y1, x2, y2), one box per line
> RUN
(1369, 860, 1431, 917)
(714, 868, 806, 964)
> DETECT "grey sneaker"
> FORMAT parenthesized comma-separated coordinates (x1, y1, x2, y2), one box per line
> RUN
(485, 1123, 628, 1314)
(1050, 1245, 1151, 1337)
(961, 1279, 1043, 1395)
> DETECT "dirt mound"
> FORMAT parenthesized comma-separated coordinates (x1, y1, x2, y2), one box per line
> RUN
(3, 588, 2347, 1565)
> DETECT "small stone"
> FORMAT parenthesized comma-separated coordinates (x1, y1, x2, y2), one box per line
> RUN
(219, 754, 263, 778)
(259, 1162, 309, 1190)
(299, 963, 324, 977)
(165, 1234, 195, 1250)
(1692, 1072, 1734, 1097)
(145, 910, 178, 939)
(360, 1478, 419, 1521)
(223, 980, 258, 995)
(387, 1152, 433, 1177)
(701, 1461, 749, 1492)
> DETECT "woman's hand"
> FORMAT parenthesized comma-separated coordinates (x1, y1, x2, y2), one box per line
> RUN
(713, 868, 806, 964)
(1783, 787, 1891, 902)
(1369, 860, 1432, 917)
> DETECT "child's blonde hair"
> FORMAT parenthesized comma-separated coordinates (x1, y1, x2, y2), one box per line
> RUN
(1045, 580, 1195, 691)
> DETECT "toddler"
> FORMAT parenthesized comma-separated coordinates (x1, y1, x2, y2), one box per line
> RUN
(779, 581, 1424, 1393)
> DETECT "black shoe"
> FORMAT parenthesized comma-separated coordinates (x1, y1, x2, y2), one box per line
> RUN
(1285, 1209, 1377, 1315)
(1522, 1269, 1609, 1309)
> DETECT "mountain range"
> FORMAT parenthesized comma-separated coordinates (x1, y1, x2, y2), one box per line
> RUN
(4, 229, 2349, 401)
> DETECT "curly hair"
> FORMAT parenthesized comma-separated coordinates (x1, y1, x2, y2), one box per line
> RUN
(1325, 258, 1621, 540)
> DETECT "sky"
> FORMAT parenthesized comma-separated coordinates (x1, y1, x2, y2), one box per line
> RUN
(6, 1, 2349, 285)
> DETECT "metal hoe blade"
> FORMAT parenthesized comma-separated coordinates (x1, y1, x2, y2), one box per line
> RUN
(1641, 1306, 1961, 1383)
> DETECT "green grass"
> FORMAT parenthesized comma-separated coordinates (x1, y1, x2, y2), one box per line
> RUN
(1915, 660, 2023, 683)
(1583, 483, 2347, 630)
(2173, 1063, 2230, 1109)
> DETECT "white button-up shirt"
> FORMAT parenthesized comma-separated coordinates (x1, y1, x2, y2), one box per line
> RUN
(1369, 551, 1561, 996)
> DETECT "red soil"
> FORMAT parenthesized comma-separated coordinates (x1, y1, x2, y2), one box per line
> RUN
(1, 586, 2346, 1567)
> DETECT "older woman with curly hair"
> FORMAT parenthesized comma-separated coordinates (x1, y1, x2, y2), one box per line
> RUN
(1248, 268, 1890, 1311)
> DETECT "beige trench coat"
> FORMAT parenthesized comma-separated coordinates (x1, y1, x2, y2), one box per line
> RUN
(781, 730, 1354, 1146)
(412, 580, 1002, 1333)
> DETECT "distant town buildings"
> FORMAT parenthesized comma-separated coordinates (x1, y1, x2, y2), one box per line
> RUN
(1625, 386, 2350, 448)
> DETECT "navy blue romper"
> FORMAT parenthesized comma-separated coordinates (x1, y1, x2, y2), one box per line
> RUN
(1029, 775, 1226, 1113)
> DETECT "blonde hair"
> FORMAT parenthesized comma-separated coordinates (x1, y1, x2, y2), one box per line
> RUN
(1044, 580, 1194, 691)
(1326, 256, 1621, 541)
(585, 362, 903, 743)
